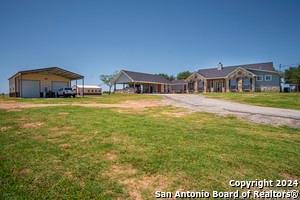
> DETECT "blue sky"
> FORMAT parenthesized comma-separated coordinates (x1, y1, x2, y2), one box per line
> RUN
(0, 0, 300, 92)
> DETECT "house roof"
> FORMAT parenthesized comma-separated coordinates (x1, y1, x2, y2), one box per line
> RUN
(75, 85, 101, 89)
(122, 70, 170, 84)
(197, 62, 275, 78)
(170, 79, 187, 84)
(9, 67, 84, 80)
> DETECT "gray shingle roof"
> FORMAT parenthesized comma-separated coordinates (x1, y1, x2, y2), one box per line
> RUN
(122, 70, 170, 84)
(197, 62, 274, 78)
(170, 79, 187, 84)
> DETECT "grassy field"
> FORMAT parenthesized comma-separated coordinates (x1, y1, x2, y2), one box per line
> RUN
(0, 95, 299, 199)
(204, 92, 300, 110)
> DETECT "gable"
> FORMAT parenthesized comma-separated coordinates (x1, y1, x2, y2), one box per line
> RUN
(186, 72, 206, 81)
(227, 67, 255, 79)
(113, 71, 133, 84)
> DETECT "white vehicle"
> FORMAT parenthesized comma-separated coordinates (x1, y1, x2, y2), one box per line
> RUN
(57, 87, 76, 97)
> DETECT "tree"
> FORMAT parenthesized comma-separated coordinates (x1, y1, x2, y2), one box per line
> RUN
(285, 65, 300, 92)
(100, 71, 119, 94)
(285, 65, 300, 84)
(177, 71, 192, 80)
(156, 73, 175, 81)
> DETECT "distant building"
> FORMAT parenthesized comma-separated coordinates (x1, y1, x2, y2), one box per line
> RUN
(73, 85, 102, 95)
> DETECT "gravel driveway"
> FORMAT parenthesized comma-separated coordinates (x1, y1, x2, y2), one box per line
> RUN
(162, 94, 300, 127)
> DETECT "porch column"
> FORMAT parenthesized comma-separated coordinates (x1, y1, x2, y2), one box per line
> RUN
(133, 83, 136, 93)
(225, 78, 230, 92)
(203, 79, 207, 93)
(252, 77, 256, 92)
(75, 80, 77, 95)
(238, 78, 243, 92)
(194, 80, 198, 93)
(20, 74, 22, 97)
(82, 78, 85, 97)
(186, 82, 189, 93)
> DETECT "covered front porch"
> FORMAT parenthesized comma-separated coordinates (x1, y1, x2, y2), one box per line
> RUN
(207, 77, 256, 92)
(114, 82, 169, 94)
(186, 68, 256, 93)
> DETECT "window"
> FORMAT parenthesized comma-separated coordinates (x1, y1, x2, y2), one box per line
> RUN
(230, 79, 237, 89)
(243, 78, 250, 86)
(265, 75, 272, 81)
(256, 75, 263, 81)
(88, 90, 90, 92)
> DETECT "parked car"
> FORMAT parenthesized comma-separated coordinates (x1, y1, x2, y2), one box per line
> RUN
(57, 88, 76, 97)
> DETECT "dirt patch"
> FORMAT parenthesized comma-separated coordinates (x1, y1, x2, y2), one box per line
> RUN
(121, 175, 170, 200)
(0, 99, 164, 111)
(109, 164, 138, 177)
(104, 151, 118, 161)
(22, 122, 44, 129)
(104, 162, 178, 200)
(32, 135, 45, 142)
(50, 126, 74, 132)
(0, 126, 12, 132)
(6, 108, 22, 112)
(122, 100, 165, 110)
(59, 143, 71, 149)
(58, 112, 69, 115)
(0, 103, 63, 110)
(46, 128, 74, 143)
(160, 110, 191, 118)
(281, 172, 299, 180)
(64, 171, 74, 179)
(18, 168, 32, 176)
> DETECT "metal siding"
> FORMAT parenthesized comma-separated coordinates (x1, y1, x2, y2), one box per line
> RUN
(52, 81, 69, 92)
(21, 80, 40, 98)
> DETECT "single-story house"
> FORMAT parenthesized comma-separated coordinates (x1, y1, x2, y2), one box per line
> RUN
(9, 67, 84, 98)
(113, 62, 280, 94)
(73, 85, 102, 95)
(186, 62, 281, 93)
(111, 70, 187, 94)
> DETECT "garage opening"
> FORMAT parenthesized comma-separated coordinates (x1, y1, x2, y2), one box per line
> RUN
(21, 80, 40, 98)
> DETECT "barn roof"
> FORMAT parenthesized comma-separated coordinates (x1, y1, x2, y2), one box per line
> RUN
(9, 67, 84, 80)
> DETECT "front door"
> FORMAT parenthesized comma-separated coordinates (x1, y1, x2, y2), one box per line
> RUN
(213, 80, 223, 92)
(157, 84, 161, 93)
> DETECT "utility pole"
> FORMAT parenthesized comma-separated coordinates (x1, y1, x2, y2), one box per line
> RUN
(279, 64, 282, 72)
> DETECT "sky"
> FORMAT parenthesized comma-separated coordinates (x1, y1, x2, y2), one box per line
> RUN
(0, 0, 300, 92)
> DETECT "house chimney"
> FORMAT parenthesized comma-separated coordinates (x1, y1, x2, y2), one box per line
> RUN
(217, 62, 223, 70)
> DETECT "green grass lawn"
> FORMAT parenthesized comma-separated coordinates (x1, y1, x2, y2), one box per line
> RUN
(204, 92, 300, 110)
(0, 97, 299, 199)
(0, 93, 162, 104)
